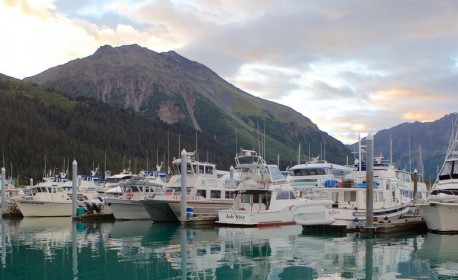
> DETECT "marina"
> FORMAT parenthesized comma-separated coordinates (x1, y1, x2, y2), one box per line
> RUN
(0, 216, 454, 279)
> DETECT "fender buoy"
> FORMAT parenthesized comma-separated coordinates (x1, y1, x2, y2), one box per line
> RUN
(126, 193, 133, 200)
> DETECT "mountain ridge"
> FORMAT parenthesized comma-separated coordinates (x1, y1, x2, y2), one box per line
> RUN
(24, 44, 349, 164)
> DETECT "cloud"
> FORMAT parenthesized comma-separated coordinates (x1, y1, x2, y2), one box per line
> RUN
(2, 0, 458, 144)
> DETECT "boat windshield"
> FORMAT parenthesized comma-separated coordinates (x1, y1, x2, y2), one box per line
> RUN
(268, 166, 286, 182)
(288, 168, 327, 176)
(439, 160, 458, 180)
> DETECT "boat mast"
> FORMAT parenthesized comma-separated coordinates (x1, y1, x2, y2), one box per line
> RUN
(297, 143, 301, 165)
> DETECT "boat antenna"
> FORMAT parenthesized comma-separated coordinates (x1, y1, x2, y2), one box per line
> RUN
(257, 122, 260, 156)
(409, 132, 412, 172)
(390, 134, 393, 165)
(263, 120, 266, 161)
(358, 134, 362, 171)
(308, 143, 311, 162)
(167, 127, 170, 171)
(297, 143, 301, 165)
(235, 126, 238, 156)
(195, 131, 198, 160)
(419, 144, 424, 180)
(178, 134, 181, 157)
(324, 142, 326, 161)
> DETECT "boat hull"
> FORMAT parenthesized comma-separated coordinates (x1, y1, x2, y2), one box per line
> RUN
(168, 200, 233, 221)
(419, 202, 458, 232)
(217, 208, 297, 227)
(141, 199, 178, 222)
(292, 200, 335, 226)
(15, 200, 72, 217)
(106, 198, 151, 220)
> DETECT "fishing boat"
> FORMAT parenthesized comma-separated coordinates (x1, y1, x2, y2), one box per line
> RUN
(419, 119, 458, 232)
(216, 149, 333, 227)
(14, 183, 73, 217)
(105, 173, 165, 220)
(15, 174, 109, 217)
(141, 151, 238, 222)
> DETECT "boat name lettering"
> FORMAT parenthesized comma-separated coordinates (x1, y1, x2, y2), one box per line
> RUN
(328, 209, 340, 215)
(22, 201, 45, 205)
(225, 213, 245, 220)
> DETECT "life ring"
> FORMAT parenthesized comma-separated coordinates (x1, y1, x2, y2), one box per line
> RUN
(239, 207, 246, 210)
(126, 193, 133, 200)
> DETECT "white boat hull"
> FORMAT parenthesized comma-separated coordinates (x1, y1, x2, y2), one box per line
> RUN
(16, 200, 72, 217)
(292, 201, 335, 225)
(217, 208, 296, 227)
(419, 202, 458, 232)
(106, 198, 151, 220)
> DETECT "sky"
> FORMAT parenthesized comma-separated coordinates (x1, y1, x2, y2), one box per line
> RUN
(1, 0, 458, 144)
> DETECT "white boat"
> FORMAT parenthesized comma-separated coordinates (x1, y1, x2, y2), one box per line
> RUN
(141, 151, 237, 222)
(15, 174, 109, 217)
(216, 149, 333, 227)
(105, 174, 164, 220)
(103, 168, 133, 189)
(293, 149, 418, 229)
(286, 157, 353, 194)
(14, 184, 72, 217)
(419, 120, 458, 232)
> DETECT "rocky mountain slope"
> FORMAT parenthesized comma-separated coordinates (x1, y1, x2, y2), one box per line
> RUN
(24, 44, 351, 164)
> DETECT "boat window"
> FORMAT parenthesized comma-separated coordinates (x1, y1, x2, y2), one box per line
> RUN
(439, 161, 453, 180)
(196, 189, 206, 197)
(378, 191, 384, 202)
(241, 193, 252, 203)
(454, 160, 458, 177)
(268, 166, 285, 182)
(206, 166, 214, 174)
(276, 191, 291, 200)
(131, 186, 140, 192)
(225, 191, 237, 199)
(211, 190, 221, 199)
(330, 192, 338, 202)
(316, 168, 326, 175)
(210, 244, 221, 254)
(199, 165, 205, 174)
(344, 191, 356, 202)
(173, 163, 181, 175)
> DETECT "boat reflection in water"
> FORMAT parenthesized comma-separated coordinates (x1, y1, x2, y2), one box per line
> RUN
(415, 232, 458, 278)
(0, 217, 453, 279)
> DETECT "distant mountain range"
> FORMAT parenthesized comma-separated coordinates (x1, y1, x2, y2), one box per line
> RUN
(348, 113, 457, 181)
(24, 44, 352, 165)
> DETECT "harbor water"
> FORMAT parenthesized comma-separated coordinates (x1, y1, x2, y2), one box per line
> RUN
(0, 217, 457, 279)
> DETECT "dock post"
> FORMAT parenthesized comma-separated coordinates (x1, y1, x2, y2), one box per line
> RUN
(180, 149, 187, 224)
(413, 169, 418, 201)
(365, 133, 374, 230)
(72, 160, 78, 218)
(1, 167, 5, 215)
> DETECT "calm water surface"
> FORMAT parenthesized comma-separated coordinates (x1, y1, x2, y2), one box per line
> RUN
(0, 217, 457, 279)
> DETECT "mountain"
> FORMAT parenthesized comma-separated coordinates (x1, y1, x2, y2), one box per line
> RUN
(0, 73, 235, 182)
(24, 44, 352, 165)
(349, 113, 457, 181)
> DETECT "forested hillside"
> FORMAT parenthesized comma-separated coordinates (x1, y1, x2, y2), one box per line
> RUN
(0, 74, 235, 184)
